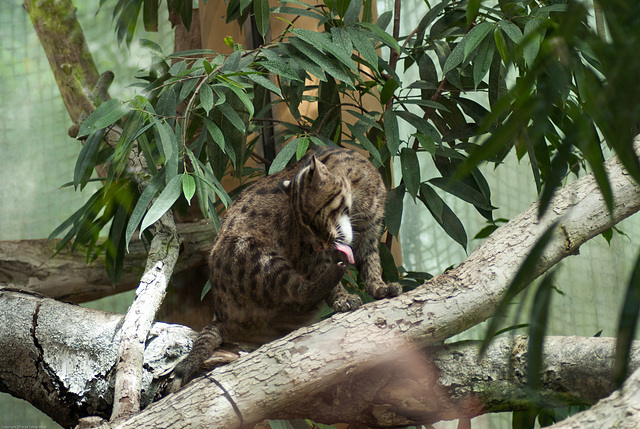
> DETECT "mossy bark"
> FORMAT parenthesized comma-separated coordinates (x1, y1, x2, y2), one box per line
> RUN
(23, 0, 100, 122)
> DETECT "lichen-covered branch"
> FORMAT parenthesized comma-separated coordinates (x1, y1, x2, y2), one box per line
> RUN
(547, 359, 640, 428)
(109, 213, 180, 420)
(23, 0, 100, 122)
(1, 287, 636, 428)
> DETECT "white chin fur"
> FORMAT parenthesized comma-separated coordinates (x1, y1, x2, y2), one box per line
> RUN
(337, 213, 353, 245)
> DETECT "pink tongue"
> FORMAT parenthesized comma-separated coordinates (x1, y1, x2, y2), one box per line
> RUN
(335, 242, 355, 264)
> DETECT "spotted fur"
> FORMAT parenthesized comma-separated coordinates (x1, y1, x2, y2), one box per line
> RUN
(163, 147, 402, 393)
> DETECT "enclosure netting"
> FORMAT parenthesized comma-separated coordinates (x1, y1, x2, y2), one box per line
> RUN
(1, 0, 639, 427)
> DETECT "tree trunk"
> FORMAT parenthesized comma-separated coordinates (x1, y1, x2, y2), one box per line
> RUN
(23, 0, 100, 122)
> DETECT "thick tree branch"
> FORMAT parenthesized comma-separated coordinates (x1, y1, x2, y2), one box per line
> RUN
(548, 356, 640, 428)
(1, 288, 636, 428)
(0, 221, 214, 303)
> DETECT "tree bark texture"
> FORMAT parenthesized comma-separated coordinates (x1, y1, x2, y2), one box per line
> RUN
(0, 221, 214, 303)
(23, 0, 100, 122)
(109, 212, 181, 420)
(548, 357, 640, 429)
(0, 288, 195, 428)
(1, 287, 636, 428)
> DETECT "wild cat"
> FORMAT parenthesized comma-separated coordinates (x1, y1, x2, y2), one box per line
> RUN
(163, 146, 402, 393)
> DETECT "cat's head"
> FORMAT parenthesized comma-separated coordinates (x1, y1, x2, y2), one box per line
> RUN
(280, 155, 353, 253)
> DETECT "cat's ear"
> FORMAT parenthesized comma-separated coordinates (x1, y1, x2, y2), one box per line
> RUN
(309, 156, 330, 185)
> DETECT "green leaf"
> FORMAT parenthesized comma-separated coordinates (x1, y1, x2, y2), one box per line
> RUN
(74, 128, 105, 190)
(380, 78, 399, 105)
(395, 111, 442, 143)
(143, 0, 158, 31)
(466, 0, 481, 26)
(222, 50, 242, 73)
(125, 169, 165, 250)
(400, 148, 420, 200)
(418, 183, 467, 250)
(346, 27, 378, 70)
(114, 109, 146, 175)
(106, 199, 130, 285)
(494, 27, 509, 63)
(217, 102, 246, 133)
(383, 110, 400, 156)
(260, 60, 302, 81)
(343, 0, 362, 25)
(413, 132, 436, 155)
(295, 136, 310, 160)
(528, 269, 555, 393)
(202, 117, 237, 167)
(200, 83, 214, 114)
(154, 119, 179, 180)
(182, 174, 196, 205)
(347, 124, 382, 166)
(358, 22, 401, 52)
(330, 27, 353, 58)
(139, 174, 183, 236)
(429, 177, 495, 211)
(614, 250, 640, 387)
(289, 37, 354, 84)
(271, 5, 326, 21)
(498, 20, 523, 44)
(443, 39, 466, 76)
(473, 33, 496, 88)
(78, 99, 129, 137)
(378, 241, 399, 283)
(246, 72, 283, 98)
(279, 43, 326, 82)
(463, 21, 494, 61)
(224, 83, 254, 118)
(201, 280, 212, 300)
(523, 19, 545, 68)
(385, 184, 405, 237)
(253, 0, 270, 38)
(269, 138, 300, 174)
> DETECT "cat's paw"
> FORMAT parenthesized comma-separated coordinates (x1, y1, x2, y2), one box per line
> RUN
(369, 281, 403, 299)
(332, 293, 363, 312)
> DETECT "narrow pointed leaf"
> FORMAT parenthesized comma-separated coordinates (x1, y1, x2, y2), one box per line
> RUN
(125, 169, 165, 250)
(269, 138, 301, 174)
(139, 174, 183, 235)
(385, 184, 405, 237)
(400, 148, 420, 200)
(182, 174, 196, 205)
(78, 99, 129, 137)
(253, 0, 270, 38)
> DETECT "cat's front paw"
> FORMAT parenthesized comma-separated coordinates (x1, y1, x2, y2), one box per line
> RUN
(332, 293, 363, 312)
(369, 281, 403, 299)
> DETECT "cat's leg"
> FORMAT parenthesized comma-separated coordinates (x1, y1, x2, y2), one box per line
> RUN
(326, 283, 362, 312)
(162, 322, 223, 394)
(353, 220, 403, 299)
(321, 250, 362, 312)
